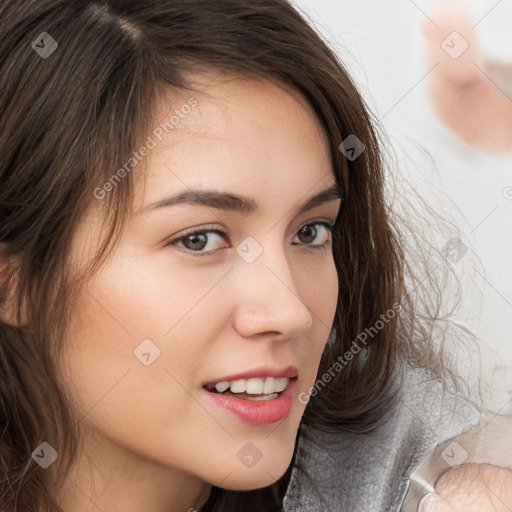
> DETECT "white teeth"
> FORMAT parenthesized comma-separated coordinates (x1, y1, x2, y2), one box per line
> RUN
(214, 381, 230, 393)
(263, 377, 275, 394)
(244, 393, 279, 401)
(230, 379, 246, 393)
(274, 377, 288, 392)
(246, 378, 264, 394)
(212, 377, 290, 394)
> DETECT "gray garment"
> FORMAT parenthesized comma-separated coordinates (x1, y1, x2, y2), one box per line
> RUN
(282, 364, 483, 512)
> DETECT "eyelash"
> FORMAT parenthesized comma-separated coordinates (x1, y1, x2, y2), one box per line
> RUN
(165, 221, 336, 257)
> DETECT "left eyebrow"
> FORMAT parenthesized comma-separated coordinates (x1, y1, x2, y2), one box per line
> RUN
(138, 182, 343, 216)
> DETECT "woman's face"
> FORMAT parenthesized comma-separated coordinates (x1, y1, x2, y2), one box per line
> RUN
(61, 72, 341, 502)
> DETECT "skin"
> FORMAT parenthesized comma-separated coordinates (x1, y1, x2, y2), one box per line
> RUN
(422, 5, 512, 154)
(42, 72, 339, 511)
(420, 464, 512, 511)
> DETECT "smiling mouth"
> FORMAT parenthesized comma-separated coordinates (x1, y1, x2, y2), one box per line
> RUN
(203, 376, 298, 401)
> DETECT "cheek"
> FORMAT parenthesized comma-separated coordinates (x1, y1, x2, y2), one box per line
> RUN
(57, 266, 196, 424)
(58, 286, 213, 465)
(66, 250, 230, 372)
(81, 253, 218, 336)
(59, 244, 236, 409)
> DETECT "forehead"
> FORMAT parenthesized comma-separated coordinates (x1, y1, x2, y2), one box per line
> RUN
(133, 71, 333, 211)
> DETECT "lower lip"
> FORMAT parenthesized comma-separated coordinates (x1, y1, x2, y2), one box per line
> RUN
(202, 380, 295, 426)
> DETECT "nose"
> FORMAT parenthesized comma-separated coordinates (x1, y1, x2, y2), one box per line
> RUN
(231, 243, 314, 340)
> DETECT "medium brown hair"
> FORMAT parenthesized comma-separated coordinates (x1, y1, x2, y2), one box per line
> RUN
(0, 1, 472, 510)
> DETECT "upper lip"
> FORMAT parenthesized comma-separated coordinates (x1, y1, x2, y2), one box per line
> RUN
(202, 365, 299, 386)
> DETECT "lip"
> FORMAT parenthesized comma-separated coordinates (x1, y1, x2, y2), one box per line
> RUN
(202, 378, 296, 426)
(202, 365, 299, 386)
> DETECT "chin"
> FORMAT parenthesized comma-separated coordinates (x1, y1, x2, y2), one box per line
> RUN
(216, 452, 293, 491)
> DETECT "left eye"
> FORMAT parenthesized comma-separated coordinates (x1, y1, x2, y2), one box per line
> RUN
(166, 221, 335, 255)
(293, 222, 334, 247)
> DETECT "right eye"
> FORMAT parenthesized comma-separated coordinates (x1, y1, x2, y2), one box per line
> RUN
(165, 227, 229, 256)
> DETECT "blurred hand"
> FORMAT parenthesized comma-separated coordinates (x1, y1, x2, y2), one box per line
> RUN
(421, 3, 512, 154)
(418, 464, 512, 511)
(422, 4, 481, 86)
